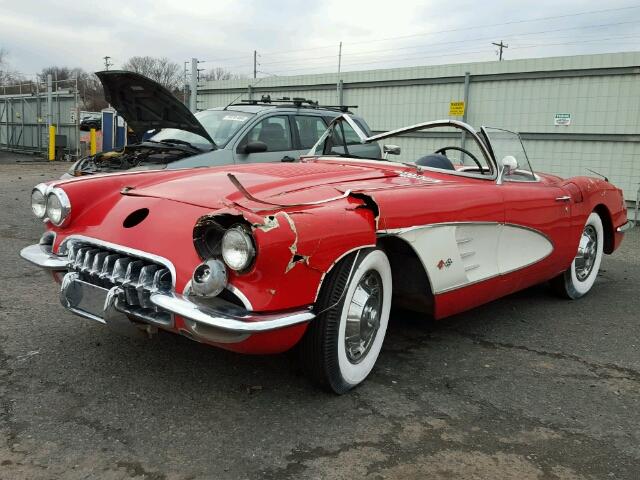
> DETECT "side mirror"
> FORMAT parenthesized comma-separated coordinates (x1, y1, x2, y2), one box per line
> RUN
(383, 144, 401, 159)
(500, 155, 518, 175)
(242, 141, 268, 154)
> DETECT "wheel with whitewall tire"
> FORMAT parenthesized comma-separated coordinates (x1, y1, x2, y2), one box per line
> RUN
(551, 212, 604, 299)
(299, 248, 392, 394)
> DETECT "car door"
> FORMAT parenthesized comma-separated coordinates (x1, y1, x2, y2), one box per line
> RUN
(234, 114, 295, 164)
(483, 127, 573, 293)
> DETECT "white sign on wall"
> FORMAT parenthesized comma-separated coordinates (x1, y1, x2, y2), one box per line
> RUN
(554, 113, 571, 126)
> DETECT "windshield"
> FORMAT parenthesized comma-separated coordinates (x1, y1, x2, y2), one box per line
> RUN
(150, 110, 254, 149)
(311, 115, 493, 177)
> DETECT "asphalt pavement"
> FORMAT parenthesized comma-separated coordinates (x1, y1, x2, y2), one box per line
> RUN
(1, 158, 638, 479)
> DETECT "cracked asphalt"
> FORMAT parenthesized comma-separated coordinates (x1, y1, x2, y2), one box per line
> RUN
(1, 157, 638, 479)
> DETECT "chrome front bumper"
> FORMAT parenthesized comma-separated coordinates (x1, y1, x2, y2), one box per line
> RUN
(20, 244, 68, 270)
(21, 242, 315, 339)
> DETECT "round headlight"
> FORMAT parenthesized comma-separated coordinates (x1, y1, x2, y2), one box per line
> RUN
(31, 187, 47, 218)
(46, 188, 71, 226)
(221, 227, 255, 271)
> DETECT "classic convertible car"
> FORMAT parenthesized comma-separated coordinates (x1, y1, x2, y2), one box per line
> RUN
(21, 115, 631, 393)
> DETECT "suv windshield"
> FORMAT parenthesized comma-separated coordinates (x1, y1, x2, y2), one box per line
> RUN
(150, 110, 254, 149)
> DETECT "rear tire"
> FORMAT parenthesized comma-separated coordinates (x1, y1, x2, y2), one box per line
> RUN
(299, 248, 392, 394)
(551, 212, 604, 299)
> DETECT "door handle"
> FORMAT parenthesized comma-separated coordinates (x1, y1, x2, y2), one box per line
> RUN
(281, 156, 295, 162)
(555, 195, 571, 202)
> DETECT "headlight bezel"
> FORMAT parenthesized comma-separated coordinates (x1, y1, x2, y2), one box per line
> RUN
(221, 225, 256, 272)
(31, 184, 47, 219)
(45, 187, 71, 226)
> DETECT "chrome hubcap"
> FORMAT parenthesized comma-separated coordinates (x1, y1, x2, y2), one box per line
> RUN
(575, 225, 598, 281)
(344, 270, 383, 364)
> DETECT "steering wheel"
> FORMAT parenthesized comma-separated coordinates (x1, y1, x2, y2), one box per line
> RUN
(435, 146, 485, 173)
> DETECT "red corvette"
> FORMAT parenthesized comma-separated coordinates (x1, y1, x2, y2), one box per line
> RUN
(21, 115, 631, 393)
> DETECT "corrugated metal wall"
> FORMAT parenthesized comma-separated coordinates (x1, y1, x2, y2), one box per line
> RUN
(199, 52, 640, 199)
(0, 91, 79, 155)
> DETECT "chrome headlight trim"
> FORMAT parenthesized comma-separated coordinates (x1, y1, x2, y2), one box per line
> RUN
(46, 187, 71, 226)
(31, 184, 48, 218)
(221, 226, 255, 272)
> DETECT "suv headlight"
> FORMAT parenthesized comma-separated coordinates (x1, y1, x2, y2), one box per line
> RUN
(221, 226, 255, 271)
(31, 184, 48, 218)
(46, 188, 71, 226)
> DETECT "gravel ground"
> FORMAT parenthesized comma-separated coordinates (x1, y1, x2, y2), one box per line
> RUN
(0, 158, 638, 479)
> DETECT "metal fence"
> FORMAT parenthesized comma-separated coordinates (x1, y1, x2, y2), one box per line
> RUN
(198, 52, 640, 200)
(0, 76, 80, 158)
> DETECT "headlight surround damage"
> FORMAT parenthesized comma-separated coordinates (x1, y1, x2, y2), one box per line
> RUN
(31, 184, 71, 226)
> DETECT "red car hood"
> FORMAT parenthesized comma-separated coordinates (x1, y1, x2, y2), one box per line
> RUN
(122, 160, 402, 209)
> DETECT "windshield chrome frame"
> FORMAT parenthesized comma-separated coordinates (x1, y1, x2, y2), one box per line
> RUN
(482, 126, 538, 185)
(309, 114, 497, 180)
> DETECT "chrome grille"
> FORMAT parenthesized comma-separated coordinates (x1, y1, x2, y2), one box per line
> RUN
(66, 241, 173, 325)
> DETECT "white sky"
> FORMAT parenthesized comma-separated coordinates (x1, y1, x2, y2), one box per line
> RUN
(1, 0, 639, 78)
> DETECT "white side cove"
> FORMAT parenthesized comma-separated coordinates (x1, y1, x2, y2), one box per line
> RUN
(385, 223, 553, 294)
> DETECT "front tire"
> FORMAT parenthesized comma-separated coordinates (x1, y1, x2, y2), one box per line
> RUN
(551, 212, 604, 299)
(300, 248, 392, 394)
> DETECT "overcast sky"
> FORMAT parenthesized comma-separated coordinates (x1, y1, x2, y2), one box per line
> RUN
(1, 0, 639, 78)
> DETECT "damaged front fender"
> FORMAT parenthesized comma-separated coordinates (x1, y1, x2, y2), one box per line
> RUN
(194, 194, 378, 312)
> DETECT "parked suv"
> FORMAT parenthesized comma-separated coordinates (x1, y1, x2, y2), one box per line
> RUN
(64, 71, 380, 177)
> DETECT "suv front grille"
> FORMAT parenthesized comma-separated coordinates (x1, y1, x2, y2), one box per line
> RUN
(66, 240, 173, 325)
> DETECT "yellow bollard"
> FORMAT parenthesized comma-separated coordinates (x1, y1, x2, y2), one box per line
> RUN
(90, 128, 97, 155)
(48, 125, 56, 161)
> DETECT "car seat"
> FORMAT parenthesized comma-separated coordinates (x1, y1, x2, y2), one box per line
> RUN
(258, 123, 288, 151)
(415, 153, 455, 170)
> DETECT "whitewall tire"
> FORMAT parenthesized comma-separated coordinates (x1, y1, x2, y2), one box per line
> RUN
(551, 212, 604, 299)
(299, 248, 392, 394)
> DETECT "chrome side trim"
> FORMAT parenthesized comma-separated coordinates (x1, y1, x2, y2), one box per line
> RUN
(61, 235, 177, 287)
(616, 220, 634, 233)
(20, 243, 68, 270)
(150, 292, 314, 333)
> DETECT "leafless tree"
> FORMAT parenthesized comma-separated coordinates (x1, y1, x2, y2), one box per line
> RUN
(201, 67, 246, 81)
(38, 66, 107, 111)
(0, 48, 23, 86)
(121, 56, 183, 91)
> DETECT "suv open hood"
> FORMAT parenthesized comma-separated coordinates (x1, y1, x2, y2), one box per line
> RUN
(95, 70, 215, 146)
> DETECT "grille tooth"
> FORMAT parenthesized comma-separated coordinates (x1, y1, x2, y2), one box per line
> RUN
(123, 260, 145, 306)
(136, 265, 159, 308)
(65, 241, 173, 325)
(81, 249, 97, 273)
(67, 243, 78, 263)
(111, 258, 132, 284)
(74, 247, 90, 270)
(99, 254, 121, 283)
(91, 252, 109, 277)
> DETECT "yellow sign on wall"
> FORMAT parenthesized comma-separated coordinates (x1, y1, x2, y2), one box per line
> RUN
(449, 101, 465, 116)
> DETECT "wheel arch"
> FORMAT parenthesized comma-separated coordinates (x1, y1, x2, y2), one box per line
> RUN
(593, 204, 614, 254)
(313, 236, 435, 317)
(377, 235, 435, 316)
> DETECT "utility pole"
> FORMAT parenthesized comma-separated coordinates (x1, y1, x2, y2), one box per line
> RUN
(338, 41, 342, 73)
(189, 58, 198, 113)
(103, 56, 113, 70)
(253, 50, 257, 79)
(492, 41, 508, 61)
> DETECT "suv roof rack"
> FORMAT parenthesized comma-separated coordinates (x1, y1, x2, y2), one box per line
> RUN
(231, 95, 357, 113)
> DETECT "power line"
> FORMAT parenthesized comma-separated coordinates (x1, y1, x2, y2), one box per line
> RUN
(492, 41, 508, 61)
(222, 19, 640, 71)
(251, 34, 640, 76)
(202, 4, 640, 65)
